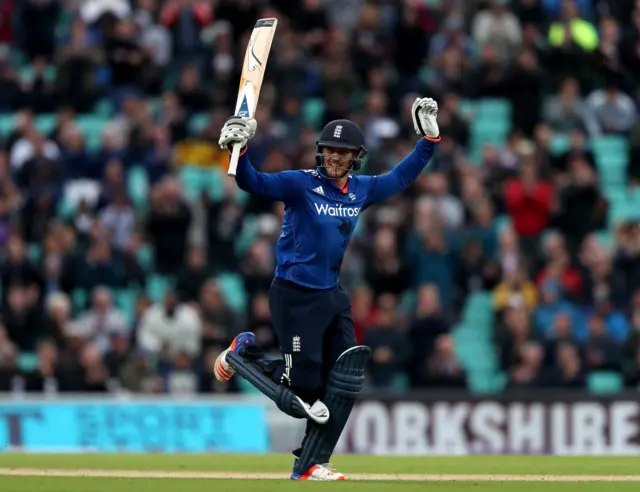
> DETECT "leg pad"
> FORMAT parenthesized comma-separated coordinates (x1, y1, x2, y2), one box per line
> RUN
(295, 345, 370, 473)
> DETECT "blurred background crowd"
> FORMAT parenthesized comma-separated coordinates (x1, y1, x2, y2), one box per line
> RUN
(0, 0, 639, 396)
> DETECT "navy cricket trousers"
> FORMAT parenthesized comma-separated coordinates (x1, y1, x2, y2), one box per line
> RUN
(268, 277, 356, 405)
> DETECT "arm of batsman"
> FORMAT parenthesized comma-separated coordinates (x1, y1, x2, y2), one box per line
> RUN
(219, 116, 257, 151)
(411, 97, 440, 139)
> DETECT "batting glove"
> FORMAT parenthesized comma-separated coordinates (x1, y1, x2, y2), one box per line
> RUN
(219, 116, 257, 151)
(411, 97, 439, 139)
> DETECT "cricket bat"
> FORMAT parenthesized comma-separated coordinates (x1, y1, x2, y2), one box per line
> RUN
(227, 18, 278, 177)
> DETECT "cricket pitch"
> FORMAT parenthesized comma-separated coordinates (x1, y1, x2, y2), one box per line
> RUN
(2, 454, 640, 491)
(1, 468, 640, 481)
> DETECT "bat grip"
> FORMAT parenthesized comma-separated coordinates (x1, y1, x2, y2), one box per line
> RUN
(227, 143, 242, 177)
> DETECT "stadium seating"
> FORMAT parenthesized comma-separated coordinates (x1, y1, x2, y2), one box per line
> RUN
(12, 95, 632, 395)
(466, 98, 512, 164)
(127, 166, 149, 210)
(587, 371, 624, 393)
(453, 291, 503, 393)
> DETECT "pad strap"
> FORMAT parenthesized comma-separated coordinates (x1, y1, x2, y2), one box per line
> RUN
(226, 351, 312, 421)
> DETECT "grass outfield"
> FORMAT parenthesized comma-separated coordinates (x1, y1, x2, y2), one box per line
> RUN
(1, 454, 639, 491)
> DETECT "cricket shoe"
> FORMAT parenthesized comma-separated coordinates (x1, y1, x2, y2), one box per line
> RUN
(214, 332, 256, 382)
(291, 461, 346, 481)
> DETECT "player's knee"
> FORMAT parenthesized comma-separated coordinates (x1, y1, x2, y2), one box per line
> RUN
(284, 359, 323, 404)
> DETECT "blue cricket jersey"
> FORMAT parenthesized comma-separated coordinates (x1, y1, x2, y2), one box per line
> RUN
(234, 136, 440, 289)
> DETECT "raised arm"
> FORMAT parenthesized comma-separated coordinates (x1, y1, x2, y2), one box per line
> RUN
(364, 136, 439, 206)
(234, 149, 301, 201)
(220, 116, 300, 202)
(364, 97, 441, 207)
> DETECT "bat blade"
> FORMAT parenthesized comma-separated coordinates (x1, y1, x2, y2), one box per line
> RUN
(228, 18, 278, 176)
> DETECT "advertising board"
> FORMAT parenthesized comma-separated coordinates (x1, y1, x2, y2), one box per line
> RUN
(0, 400, 269, 453)
(335, 397, 640, 455)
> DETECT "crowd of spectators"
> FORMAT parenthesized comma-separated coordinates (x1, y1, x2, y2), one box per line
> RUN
(0, 0, 639, 395)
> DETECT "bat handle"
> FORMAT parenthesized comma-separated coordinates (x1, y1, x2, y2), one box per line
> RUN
(227, 143, 242, 177)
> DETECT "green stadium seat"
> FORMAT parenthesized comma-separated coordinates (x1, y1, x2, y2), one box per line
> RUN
(597, 155, 628, 171)
(468, 99, 512, 161)
(599, 168, 627, 188)
(594, 230, 612, 249)
(399, 291, 416, 315)
(491, 372, 508, 392)
(417, 66, 433, 85)
(550, 133, 570, 155)
(475, 98, 511, 119)
(178, 165, 206, 200)
(302, 98, 325, 129)
(235, 189, 250, 205)
(494, 214, 512, 233)
(458, 99, 476, 118)
(587, 371, 623, 394)
(394, 372, 410, 391)
(216, 273, 247, 312)
(147, 98, 162, 118)
(77, 115, 108, 151)
(18, 352, 39, 372)
(608, 202, 640, 226)
(114, 289, 137, 324)
(235, 216, 259, 257)
(136, 243, 154, 271)
(468, 369, 498, 394)
(27, 243, 42, 262)
(10, 49, 26, 68)
(0, 115, 13, 136)
(127, 166, 149, 209)
(470, 121, 510, 148)
(72, 289, 87, 314)
(94, 98, 114, 117)
(56, 195, 76, 219)
(603, 187, 627, 204)
(188, 113, 210, 135)
(452, 291, 501, 394)
(203, 168, 225, 201)
(147, 274, 171, 302)
(591, 135, 627, 156)
(238, 377, 261, 395)
(19, 65, 57, 84)
(35, 114, 57, 135)
(630, 187, 640, 202)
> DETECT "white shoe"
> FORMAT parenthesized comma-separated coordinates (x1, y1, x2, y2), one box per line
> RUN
(295, 464, 346, 481)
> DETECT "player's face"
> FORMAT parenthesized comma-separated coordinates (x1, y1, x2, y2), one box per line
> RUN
(322, 147, 356, 179)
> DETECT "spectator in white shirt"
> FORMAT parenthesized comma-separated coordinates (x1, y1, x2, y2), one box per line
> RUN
(586, 84, 637, 134)
(10, 128, 60, 171)
(137, 289, 202, 360)
(472, 0, 522, 61)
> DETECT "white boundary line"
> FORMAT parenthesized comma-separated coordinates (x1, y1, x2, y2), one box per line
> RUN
(1, 469, 640, 482)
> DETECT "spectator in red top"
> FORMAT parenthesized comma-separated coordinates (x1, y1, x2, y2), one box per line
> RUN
(535, 232, 584, 301)
(505, 151, 552, 259)
(161, 0, 212, 73)
(351, 285, 376, 345)
(0, 0, 14, 45)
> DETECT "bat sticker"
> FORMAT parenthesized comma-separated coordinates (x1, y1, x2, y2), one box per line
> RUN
(248, 35, 264, 72)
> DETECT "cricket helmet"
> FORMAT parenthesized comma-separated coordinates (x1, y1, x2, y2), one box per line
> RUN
(316, 119, 368, 175)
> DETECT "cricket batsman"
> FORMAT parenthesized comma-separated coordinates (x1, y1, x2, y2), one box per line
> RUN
(214, 97, 440, 480)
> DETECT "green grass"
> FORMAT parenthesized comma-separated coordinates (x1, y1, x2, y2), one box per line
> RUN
(0, 454, 639, 475)
(1, 454, 639, 492)
(2, 478, 640, 492)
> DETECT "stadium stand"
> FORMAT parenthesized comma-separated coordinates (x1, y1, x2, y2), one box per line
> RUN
(0, 0, 639, 395)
